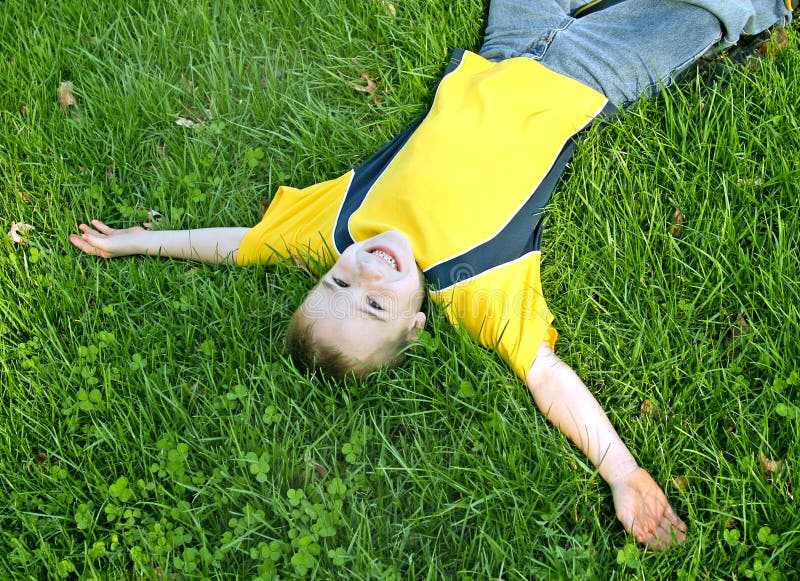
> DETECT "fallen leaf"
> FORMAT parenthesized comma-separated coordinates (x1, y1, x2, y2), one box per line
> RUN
(8, 222, 34, 244)
(106, 164, 115, 182)
(757, 28, 789, 56)
(291, 253, 314, 277)
(29, 452, 50, 473)
(350, 74, 377, 94)
(668, 208, 685, 238)
(759, 451, 785, 475)
(58, 81, 77, 110)
(308, 460, 328, 480)
(180, 74, 198, 94)
(142, 209, 163, 230)
(20, 105, 29, 116)
(16, 190, 31, 203)
(731, 312, 751, 339)
(175, 117, 197, 128)
(384, 2, 396, 16)
(672, 476, 690, 492)
(737, 177, 763, 187)
(640, 398, 663, 420)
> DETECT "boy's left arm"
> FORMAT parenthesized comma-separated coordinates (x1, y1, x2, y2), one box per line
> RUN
(526, 343, 687, 550)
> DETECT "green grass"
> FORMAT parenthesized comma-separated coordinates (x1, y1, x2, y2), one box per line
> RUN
(1, 0, 798, 578)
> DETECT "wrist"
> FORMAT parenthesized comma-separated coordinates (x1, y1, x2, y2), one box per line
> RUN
(604, 456, 641, 488)
(131, 229, 159, 256)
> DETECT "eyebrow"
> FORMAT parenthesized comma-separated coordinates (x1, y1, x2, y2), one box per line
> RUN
(321, 278, 387, 323)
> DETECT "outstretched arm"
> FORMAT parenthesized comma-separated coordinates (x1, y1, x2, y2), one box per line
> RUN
(70, 220, 249, 264)
(526, 343, 686, 550)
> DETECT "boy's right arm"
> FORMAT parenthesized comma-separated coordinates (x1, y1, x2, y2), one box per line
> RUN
(69, 219, 249, 264)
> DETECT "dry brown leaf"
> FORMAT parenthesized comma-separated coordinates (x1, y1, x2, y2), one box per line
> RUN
(8, 222, 34, 244)
(759, 451, 785, 475)
(757, 28, 789, 56)
(106, 164, 115, 182)
(142, 209, 163, 230)
(350, 74, 377, 94)
(16, 190, 31, 203)
(29, 452, 50, 473)
(307, 460, 328, 480)
(291, 253, 314, 277)
(731, 312, 751, 339)
(299, 455, 328, 481)
(180, 74, 198, 94)
(175, 117, 197, 128)
(668, 208, 685, 238)
(672, 476, 690, 492)
(640, 398, 664, 420)
(58, 81, 77, 110)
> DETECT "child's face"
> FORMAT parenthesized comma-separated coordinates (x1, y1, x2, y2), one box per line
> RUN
(301, 230, 427, 367)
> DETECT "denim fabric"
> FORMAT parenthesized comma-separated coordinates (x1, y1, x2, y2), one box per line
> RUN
(479, 0, 792, 106)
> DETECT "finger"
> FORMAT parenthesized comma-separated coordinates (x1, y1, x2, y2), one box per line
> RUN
(79, 223, 103, 237)
(641, 518, 676, 551)
(664, 505, 687, 532)
(634, 526, 660, 550)
(652, 519, 686, 550)
(91, 219, 114, 234)
(69, 233, 102, 256)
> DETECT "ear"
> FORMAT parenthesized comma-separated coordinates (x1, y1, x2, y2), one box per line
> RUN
(407, 311, 427, 341)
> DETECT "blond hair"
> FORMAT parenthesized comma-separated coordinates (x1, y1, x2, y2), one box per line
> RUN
(284, 307, 412, 379)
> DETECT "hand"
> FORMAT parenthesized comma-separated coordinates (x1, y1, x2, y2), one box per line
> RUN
(610, 467, 687, 550)
(69, 220, 146, 258)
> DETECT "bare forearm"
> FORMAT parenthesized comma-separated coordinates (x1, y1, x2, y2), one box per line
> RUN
(526, 344, 638, 485)
(135, 228, 249, 263)
(70, 220, 250, 263)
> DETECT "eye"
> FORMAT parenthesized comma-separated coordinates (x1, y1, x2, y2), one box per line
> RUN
(332, 277, 349, 288)
(367, 298, 384, 311)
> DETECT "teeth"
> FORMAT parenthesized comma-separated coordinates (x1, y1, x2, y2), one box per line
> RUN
(371, 250, 397, 270)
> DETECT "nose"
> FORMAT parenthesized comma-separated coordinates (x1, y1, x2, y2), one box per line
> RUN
(355, 251, 385, 282)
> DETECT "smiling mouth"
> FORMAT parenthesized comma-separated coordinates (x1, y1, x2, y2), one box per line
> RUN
(370, 248, 399, 271)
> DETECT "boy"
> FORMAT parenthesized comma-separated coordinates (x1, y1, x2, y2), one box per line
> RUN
(71, 0, 794, 551)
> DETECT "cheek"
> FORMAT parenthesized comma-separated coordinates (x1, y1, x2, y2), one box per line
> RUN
(398, 283, 424, 312)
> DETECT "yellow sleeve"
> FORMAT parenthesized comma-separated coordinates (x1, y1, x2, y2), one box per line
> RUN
(429, 252, 557, 380)
(236, 171, 353, 269)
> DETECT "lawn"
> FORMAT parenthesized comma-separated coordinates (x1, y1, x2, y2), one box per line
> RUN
(1, 0, 798, 578)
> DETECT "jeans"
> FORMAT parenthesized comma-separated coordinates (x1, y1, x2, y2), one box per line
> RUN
(479, 0, 792, 106)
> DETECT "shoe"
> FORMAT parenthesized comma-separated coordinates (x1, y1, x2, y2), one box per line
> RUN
(679, 26, 789, 83)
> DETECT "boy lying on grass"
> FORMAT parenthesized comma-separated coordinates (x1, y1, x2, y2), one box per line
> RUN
(71, 0, 794, 551)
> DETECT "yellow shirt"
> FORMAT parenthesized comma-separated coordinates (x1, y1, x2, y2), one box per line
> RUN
(238, 49, 611, 379)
